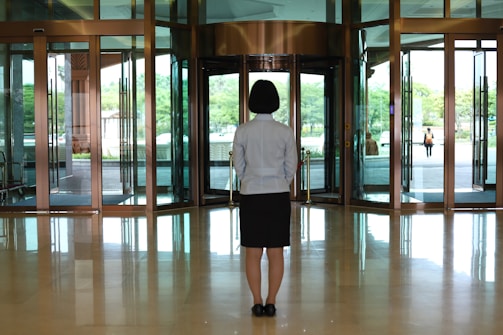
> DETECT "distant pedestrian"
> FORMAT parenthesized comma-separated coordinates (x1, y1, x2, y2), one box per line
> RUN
(424, 128, 434, 157)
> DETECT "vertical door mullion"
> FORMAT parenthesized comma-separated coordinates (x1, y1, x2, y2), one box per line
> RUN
(496, 34, 503, 206)
(89, 35, 102, 209)
(34, 36, 50, 210)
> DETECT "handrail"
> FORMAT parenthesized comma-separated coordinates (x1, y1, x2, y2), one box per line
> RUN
(228, 151, 236, 207)
(304, 150, 312, 205)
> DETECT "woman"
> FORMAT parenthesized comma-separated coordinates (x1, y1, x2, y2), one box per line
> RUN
(232, 80, 298, 317)
(424, 127, 434, 157)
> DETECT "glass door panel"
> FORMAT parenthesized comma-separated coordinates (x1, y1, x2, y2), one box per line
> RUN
(366, 57, 390, 202)
(155, 26, 191, 206)
(155, 53, 173, 204)
(47, 43, 91, 207)
(155, 52, 191, 205)
(401, 51, 412, 193)
(300, 73, 325, 191)
(403, 49, 445, 203)
(485, 50, 497, 186)
(472, 51, 488, 190)
(100, 36, 145, 205)
(169, 57, 190, 204)
(352, 33, 366, 201)
(201, 57, 240, 201)
(120, 51, 133, 195)
(299, 58, 342, 201)
(0, 44, 34, 205)
(207, 72, 239, 191)
(454, 39, 496, 204)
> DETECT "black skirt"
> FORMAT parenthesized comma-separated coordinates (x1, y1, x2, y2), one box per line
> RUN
(239, 192, 291, 248)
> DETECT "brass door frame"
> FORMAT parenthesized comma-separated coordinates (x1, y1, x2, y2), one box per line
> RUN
(445, 34, 497, 209)
(33, 35, 101, 210)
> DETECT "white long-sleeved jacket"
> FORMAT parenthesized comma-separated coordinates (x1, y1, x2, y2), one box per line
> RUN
(232, 114, 298, 195)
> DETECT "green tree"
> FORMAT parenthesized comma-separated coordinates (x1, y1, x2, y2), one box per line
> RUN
(412, 83, 444, 126)
(300, 81, 324, 136)
(23, 84, 35, 133)
(367, 84, 389, 137)
(156, 73, 171, 135)
(208, 76, 239, 132)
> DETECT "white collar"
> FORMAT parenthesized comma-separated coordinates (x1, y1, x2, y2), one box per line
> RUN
(253, 114, 274, 120)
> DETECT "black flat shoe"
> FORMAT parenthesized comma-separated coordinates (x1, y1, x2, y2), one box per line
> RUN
(251, 304, 265, 317)
(264, 304, 276, 316)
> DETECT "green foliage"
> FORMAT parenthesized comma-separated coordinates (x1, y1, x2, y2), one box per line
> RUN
(20, 62, 498, 152)
(72, 153, 91, 159)
(102, 153, 118, 160)
(23, 84, 35, 133)
(99, 72, 172, 136)
(367, 83, 389, 136)
(272, 81, 290, 125)
(367, 79, 499, 144)
(207, 76, 325, 134)
(72, 153, 119, 160)
(101, 80, 120, 111)
(455, 129, 471, 141)
(209, 76, 240, 132)
(21, 71, 173, 139)
(300, 81, 325, 136)
(156, 73, 171, 134)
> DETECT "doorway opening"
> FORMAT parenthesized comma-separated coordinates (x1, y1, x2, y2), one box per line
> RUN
(454, 39, 496, 204)
(200, 55, 343, 205)
(401, 47, 445, 203)
(399, 36, 497, 206)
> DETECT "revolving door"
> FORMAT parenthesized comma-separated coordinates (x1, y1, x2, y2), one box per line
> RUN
(199, 55, 343, 205)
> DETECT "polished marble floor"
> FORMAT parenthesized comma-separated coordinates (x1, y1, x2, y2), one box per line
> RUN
(1, 203, 503, 334)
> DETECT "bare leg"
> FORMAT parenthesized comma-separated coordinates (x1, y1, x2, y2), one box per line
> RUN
(246, 247, 264, 304)
(265, 247, 284, 305)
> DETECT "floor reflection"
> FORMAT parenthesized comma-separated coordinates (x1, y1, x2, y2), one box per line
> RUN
(1, 204, 502, 334)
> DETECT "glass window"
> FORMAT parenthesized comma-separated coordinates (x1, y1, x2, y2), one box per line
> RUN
(451, 0, 477, 18)
(156, 26, 171, 49)
(53, 1, 93, 19)
(101, 36, 145, 50)
(204, 0, 327, 23)
(0, 43, 34, 206)
(481, 40, 496, 48)
(455, 40, 478, 48)
(100, 0, 144, 19)
(401, 0, 444, 18)
(49, 42, 90, 52)
(482, 2, 503, 18)
(452, 0, 503, 18)
(6, 0, 93, 21)
(156, 0, 188, 23)
(336, 0, 343, 24)
(358, 0, 389, 23)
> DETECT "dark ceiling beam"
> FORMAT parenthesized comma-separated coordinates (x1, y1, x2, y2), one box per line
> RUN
(0, 20, 144, 38)
(401, 18, 503, 35)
